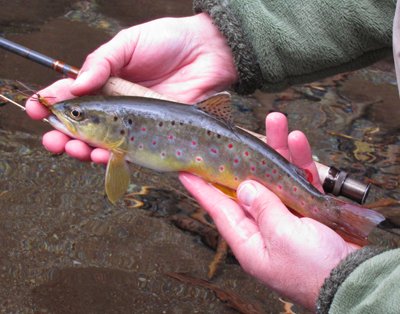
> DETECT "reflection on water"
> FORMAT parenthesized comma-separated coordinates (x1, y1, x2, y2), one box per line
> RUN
(1, 1, 400, 313)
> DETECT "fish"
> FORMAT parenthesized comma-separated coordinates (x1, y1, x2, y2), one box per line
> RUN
(48, 92, 385, 245)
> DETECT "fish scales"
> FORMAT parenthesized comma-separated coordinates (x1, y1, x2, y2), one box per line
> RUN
(48, 94, 385, 245)
(121, 103, 338, 226)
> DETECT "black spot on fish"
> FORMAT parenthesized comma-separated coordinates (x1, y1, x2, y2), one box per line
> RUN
(159, 122, 163, 127)
(113, 116, 118, 122)
(207, 130, 211, 136)
(171, 121, 175, 126)
(180, 120, 184, 125)
(128, 119, 133, 125)
(130, 136, 134, 141)
(120, 130, 125, 135)
(217, 134, 221, 139)
(91, 117, 100, 124)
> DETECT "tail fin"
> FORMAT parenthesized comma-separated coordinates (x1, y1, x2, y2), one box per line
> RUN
(334, 198, 385, 243)
(334, 229, 371, 247)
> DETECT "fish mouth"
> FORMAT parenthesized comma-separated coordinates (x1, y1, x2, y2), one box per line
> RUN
(48, 115, 77, 138)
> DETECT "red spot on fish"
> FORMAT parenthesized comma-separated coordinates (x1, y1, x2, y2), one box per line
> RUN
(311, 196, 314, 199)
(294, 187, 297, 192)
(301, 202, 305, 206)
(152, 141, 156, 145)
(207, 130, 211, 136)
(234, 177, 238, 181)
(177, 151, 181, 156)
(228, 144, 233, 149)
(162, 153, 165, 157)
(196, 157, 202, 162)
(192, 141, 197, 146)
(211, 148, 217, 154)
(325, 203, 328, 207)
(266, 174, 270, 178)
(251, 167, 255, 171)
(314, 208, 318, 212)
(304, 169, 313, 183)
(220, 167, 224, 171)
(130, 137, 134, 141)
(262, 160, 266, 165)
(234, 159, 239, 164)
(245, 152, 249, 156)
(273, 170, 277, 174)
(139, 145, 143, 149)
(169, 135, 174, 140)
(141, 127, 146, 132)
(279, 185, 282, 190)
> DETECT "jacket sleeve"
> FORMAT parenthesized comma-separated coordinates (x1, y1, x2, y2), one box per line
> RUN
(194, 0, 396, 94)
(315, 246, 400, 314)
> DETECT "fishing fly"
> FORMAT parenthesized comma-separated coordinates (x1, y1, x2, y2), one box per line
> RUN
(16, 81, 55, 109)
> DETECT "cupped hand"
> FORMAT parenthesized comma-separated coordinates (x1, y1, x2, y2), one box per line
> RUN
(26, 13, 238, 162)
(179, 112, 359, 311)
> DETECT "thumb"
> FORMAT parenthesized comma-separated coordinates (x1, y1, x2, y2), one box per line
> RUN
(70, 29, 139, 96)
(237, 181, 296, 230)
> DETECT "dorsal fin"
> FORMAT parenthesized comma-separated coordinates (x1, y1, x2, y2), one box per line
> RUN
(194, 92, 234, 128)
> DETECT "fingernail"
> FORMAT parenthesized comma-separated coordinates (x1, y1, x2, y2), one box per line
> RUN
(237, 183, 258, 207)
(71, 71, 89, 87)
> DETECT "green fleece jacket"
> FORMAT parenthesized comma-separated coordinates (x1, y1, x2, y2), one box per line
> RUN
(316, 246, 400, 313)
(194, 0, 396, 94)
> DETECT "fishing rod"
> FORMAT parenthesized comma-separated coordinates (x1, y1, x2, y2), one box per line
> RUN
(0, 37, 371, 204)
(0, 37, 80, 79)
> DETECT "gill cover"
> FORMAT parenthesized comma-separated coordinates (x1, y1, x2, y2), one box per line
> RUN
(50, 98, 132, 203)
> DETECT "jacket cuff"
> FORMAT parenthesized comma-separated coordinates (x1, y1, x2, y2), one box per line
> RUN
(315, 246, 389, 314)
(193, 0, 262, 94)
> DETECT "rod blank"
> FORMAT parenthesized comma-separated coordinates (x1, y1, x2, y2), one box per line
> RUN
(0, 37, 79, 78)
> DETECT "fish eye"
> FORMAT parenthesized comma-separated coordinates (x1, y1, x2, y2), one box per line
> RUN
(69, 105, 84, 120)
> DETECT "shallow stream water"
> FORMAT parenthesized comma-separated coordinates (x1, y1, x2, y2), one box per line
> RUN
(1, 1, 400, 313)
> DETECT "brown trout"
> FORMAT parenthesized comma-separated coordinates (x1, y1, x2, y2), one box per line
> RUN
(48, 92, 384, 245)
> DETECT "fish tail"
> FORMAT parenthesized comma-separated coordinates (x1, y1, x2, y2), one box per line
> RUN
(334, 229, 371, 247)
(333, 197, 385, 243)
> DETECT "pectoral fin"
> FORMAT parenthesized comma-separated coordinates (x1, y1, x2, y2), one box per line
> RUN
(105, 151, 131, 203)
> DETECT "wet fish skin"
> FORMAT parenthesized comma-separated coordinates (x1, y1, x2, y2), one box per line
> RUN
(48, 94, 385, 245)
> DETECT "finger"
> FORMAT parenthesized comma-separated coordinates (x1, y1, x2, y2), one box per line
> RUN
(42, 130, 70, 154)
(70, 29, 139, 96)
(266, 112, 290, 160)
(91, 148, 110, 164)
(178, 172, 263, 251)
(26, 78, 75, 120)
(288, 131, 324, 192)
(65, 140, 93, 162)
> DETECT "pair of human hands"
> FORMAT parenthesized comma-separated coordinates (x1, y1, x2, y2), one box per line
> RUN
(26, 13, 358, 311)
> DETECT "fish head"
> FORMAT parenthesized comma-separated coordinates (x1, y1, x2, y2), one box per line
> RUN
(48, 100, 128, 151)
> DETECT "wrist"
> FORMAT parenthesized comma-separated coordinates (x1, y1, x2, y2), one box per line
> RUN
(189, 12, 239, 85)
